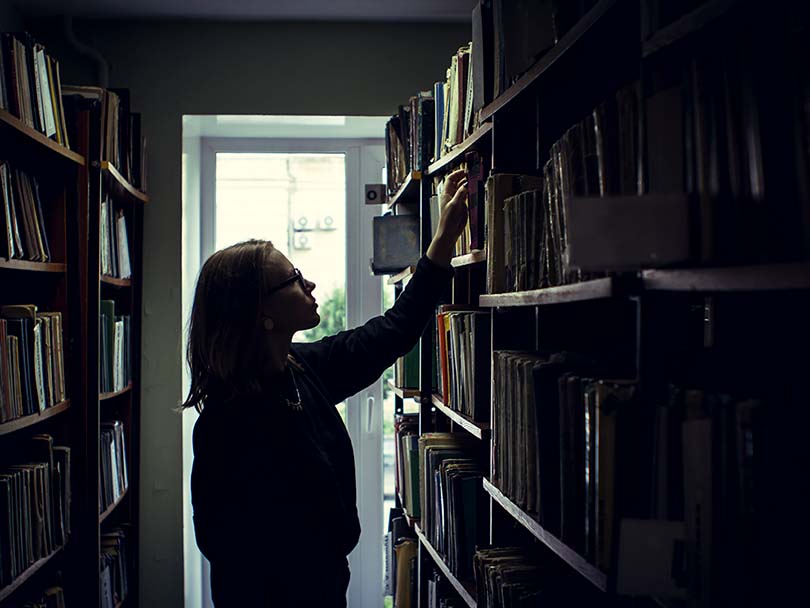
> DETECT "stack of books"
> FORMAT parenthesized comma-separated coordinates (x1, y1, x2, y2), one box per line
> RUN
(99, 300, 131, 394)
(394, 414, 420, 519)
(385, 91, 434, 198)
(100, 527, 129, 608)
(0, 435, 71, 586)
(435, 307, 490, 421)
(0, 32, 71, 147)
(100, 198, 132, 280)
(0, 306, 66, 421)
(1, 163, 52, 262)
(419, 432, 485, 582)
(99, 420, 128, 514)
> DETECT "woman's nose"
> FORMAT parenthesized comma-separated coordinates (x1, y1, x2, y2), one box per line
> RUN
(305, 279, 316, 292)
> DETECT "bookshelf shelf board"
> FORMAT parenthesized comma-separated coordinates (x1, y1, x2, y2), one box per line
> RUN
(100, 383, 133, 401)
(0, 108, 85, 167)
(643, 0, 738, 58)
(0, 259, 67, 273)
(99, 488, 128, 524)
(0, 545, 63, 603)
(101, 275, 132, 288)
(387, 171, 421, 209)
(414, 523, 477, 608)
(451, 249, 487, 268)
(427, 122, 493, 176)
(479, 277, 620, 307)
(387, 266, 415, 285)
(642, 262, 810, 292)
(388, 379, 420, 400)
(431, 395, 490, 440)
(100, 161, 150, 205)
(483, 478, 607, 592)
(0, 400, 71, 437)
(480, 0, 616, 121)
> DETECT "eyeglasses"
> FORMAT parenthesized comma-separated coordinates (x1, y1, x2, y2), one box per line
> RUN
(266, 268, 306, 296)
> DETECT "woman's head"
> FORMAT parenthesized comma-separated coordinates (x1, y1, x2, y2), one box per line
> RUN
(182, 239, 319, 410)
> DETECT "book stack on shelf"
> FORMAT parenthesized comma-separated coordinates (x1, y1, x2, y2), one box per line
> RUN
(381, 1, 808, 606)
(99, 528, 128, 608)
(0, 307, 66, 422)
(99, 420, 128, 517)
(1, 165, 54, 263)
(0, 33, 70, 148)
(394, 413, 420, 521)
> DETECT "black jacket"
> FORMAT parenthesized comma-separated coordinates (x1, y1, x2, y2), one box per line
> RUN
(191, 256, 452, 605)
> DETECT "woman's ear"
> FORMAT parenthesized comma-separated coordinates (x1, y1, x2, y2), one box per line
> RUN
(263, 317, 275, 331)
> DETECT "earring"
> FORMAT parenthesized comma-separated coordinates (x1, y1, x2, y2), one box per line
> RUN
(263, 318, 275, 331)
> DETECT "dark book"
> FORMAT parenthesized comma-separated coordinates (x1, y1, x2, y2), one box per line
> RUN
(371, 214, 419, 275)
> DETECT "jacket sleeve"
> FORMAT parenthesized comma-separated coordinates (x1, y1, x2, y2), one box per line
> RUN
(294, 256, 453, 405)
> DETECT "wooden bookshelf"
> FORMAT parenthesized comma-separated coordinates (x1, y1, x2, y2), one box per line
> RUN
(100, 161, 149, 205)
(387, 378, 420, 400)
(427, 122, 493, 177)
(100, 383, 133, 401)
(0, 546, 64, 603)
(643, 0, 738, 58)
(480, 0, 617, 121)
(101, 275, 132, 288)
(451, 249, 486, 268)
(0, 400, 71, 437)
(430, 395, 489, 440)
(387, 171, 421, 209)
(387, 266, 415, 285)
(642, 262, 810, 292)
(0, 259, 67, 273)
(99, 488, 128, 524)
(414, 524, 477, 608)
(483, 478, 608, 592)
(0, 108, 85, 166)
(479, 277, 625, 307)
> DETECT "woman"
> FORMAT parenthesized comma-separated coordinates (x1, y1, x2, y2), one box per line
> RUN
(185, 170, 468, 606)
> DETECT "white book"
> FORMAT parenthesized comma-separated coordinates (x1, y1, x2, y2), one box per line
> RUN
(31, 46, 46, 132)
(32, 319, 46, 412)
(116, 212, 131, 279)
(36, 48, 57, 138)
(100, 200, 109, 275)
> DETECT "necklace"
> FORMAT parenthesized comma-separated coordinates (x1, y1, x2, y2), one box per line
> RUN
(284, 366, 303, 411)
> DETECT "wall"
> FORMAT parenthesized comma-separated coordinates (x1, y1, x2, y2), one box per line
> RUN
(27, 16, 470, 607)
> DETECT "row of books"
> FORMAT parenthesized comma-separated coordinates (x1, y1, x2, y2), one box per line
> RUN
(101, 199, 132, 279)
(435, 308, 490, 422)
(392, 537, 418, 608)
(486, 83, 639, 292)
(0, 435, 71, 587)
(0, 307, 66, 422)
(434, 44, 475, 160)
(394, 414, 420, 519)
(393, 342, 419, 390)
(100, 300, 131, 395)
(473, 547, 568, 607)
(0, 32, 70, 148)
(99, 420, 128, 514)
(647, 36, 810, 263)
(1, 162, 52, 262)
(384, 507, 416, 603)
(21, 586, 66, 608)
(384, 92, 435, 198)
(419, 433, 485, 582)
(100, 528, 129, 608)
(62, 86, 147, 192)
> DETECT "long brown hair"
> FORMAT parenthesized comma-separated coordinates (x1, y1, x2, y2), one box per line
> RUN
(182, 239, 275, 411)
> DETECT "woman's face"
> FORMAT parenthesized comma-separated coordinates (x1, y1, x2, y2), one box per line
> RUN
(261, 249, 320, 334)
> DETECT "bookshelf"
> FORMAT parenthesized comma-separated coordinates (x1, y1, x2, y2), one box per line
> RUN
(0, 41, 83, 606)
(382, 1, 807, 606)
(387, 171, 422, 209)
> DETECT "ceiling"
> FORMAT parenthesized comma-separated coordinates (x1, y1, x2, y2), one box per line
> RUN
(14, 0, 475, 22)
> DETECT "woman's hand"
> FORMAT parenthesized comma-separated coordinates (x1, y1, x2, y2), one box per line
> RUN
(427, 169, 469, 268)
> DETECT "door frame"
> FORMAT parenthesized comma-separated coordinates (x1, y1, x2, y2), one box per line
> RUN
(196, 137, 386, 607)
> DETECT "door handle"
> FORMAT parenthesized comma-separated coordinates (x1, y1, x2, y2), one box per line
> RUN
(366, 395, 375, 434)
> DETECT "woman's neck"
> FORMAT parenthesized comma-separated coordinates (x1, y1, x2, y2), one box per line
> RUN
(263, 333, 294, 376)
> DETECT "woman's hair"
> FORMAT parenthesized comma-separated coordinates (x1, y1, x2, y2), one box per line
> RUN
(182, 239, 276, 411)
